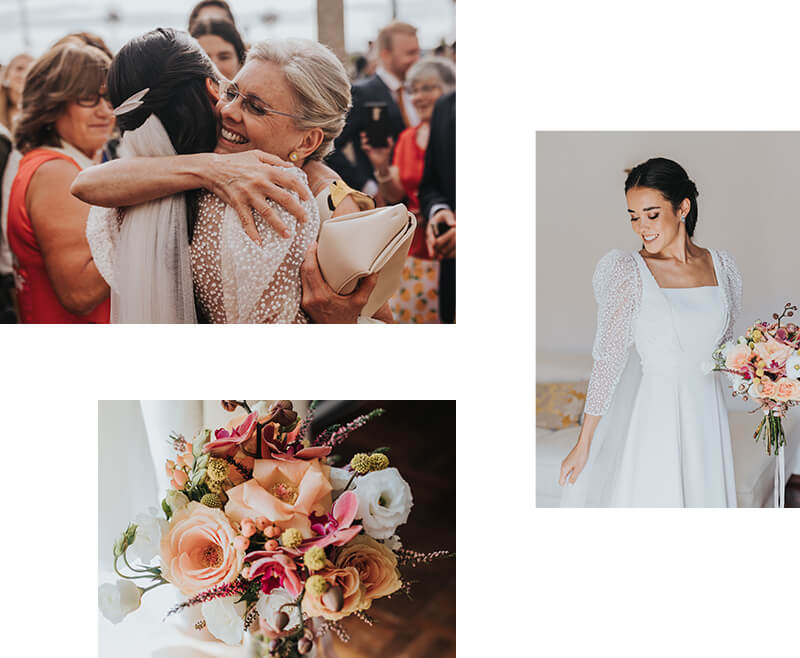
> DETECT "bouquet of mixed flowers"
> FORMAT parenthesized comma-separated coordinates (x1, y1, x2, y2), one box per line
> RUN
(99, 400, 451, 657)
(708, 303, 800, 506)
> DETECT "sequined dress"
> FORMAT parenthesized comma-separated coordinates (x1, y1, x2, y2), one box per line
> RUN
(561, 247, 743, 507)
(190, 168, 319, 324)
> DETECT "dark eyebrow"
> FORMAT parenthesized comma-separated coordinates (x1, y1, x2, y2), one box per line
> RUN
(627, 206, 661, 213)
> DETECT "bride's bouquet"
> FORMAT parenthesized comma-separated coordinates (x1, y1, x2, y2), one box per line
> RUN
(99, 400, 451, 657)
(708, 303, 800, 506)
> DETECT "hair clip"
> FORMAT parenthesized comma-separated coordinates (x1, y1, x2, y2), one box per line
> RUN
(112, 88, 150, 116)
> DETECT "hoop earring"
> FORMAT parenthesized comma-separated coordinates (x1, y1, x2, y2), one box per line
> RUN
(288, 151, 299, 162)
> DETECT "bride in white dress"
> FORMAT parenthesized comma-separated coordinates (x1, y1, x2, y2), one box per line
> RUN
(559, 157, 742, 507)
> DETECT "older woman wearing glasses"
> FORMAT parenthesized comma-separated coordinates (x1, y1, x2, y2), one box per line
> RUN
(6, 39, 114, 323)
(74, 33, 388, 323)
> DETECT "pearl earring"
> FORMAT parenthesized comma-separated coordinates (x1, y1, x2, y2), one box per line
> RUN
(680, 215, 685, 223)
(288, 151, 299, 162)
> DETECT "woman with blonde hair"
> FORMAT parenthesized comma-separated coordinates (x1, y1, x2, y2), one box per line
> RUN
(0, 53, 33, 131)
(6, 40, 114, 322)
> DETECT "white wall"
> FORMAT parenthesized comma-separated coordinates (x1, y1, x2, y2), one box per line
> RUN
(536, 132, 800, 354)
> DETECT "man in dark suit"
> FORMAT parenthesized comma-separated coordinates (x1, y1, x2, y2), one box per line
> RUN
(326, 21, 420, 195)
(419, 91, 456, 323)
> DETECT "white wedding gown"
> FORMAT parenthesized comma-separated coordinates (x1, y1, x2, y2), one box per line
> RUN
(561, 247, 742, 507)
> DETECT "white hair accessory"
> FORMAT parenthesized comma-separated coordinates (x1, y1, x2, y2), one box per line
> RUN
(112, 88, 150, 116)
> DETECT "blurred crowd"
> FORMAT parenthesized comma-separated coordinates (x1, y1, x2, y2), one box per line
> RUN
(0, 0, 456, 324)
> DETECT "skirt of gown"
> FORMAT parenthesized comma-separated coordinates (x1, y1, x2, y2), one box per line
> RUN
(561, 263, 738, 508)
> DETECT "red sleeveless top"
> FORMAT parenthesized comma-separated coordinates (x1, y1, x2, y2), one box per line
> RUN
(7, 148, 110, 324)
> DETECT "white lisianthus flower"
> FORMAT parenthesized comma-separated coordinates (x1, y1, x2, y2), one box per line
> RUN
(98, 580, 143, 623)
(328, 466, 352, 495)
(256, 588, 300, 634)
(250, 400, 270, 416)
(165, 490, 189, 514)
(353, 467, 413, 539)
(381, 534, 403, 551)
(786, 352, 800, 380)
(202, 597, 247, 645)
(128, 509, 168, 564)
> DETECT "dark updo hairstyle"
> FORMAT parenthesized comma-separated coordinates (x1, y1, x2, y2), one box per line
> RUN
(189, 17, 247, 68)
(107, 27, 217, 156)
(624, 157, 700, 237)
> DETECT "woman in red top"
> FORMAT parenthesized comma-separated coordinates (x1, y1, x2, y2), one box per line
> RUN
(361, 56, 455, 323)
(7, 39, 114, 323)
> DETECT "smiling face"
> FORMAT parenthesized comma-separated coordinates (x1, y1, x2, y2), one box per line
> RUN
(54, 93, 115, 158)
(409, 75, 444, 123)
(197, 34, 241, 80)
(626, 186, 689, 253)
(214, 59, 306, 161)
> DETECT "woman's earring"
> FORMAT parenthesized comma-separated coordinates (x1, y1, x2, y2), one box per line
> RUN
(288, 151, 299, 162)
(680, 215, 686, 223)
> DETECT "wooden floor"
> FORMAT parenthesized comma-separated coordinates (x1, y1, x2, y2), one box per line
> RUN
(312, 401, 456, 658)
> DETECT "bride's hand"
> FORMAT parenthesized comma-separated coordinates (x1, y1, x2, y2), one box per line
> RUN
(207, 150, 313, 241)
(559, 442, 589, 486)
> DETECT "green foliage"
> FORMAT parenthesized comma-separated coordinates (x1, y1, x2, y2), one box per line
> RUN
(161, 498, 172, 521)
(113, 523, 137, 558)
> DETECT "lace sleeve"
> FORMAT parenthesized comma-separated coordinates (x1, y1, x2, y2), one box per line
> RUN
(717, 249, 742, 345)
(584, 250, 641, 416)
(85, 205, 122, 290)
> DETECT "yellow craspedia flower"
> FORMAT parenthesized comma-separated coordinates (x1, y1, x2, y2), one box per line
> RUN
(206, 458, 229, 482)
(350, 453, 371, 474)
(305, 574, 330, 596)
(304, 545, 326, 572)
(368, 453, 389, 471)
(751, 329, 763, 341)
(756, 368, 765, 378)
(281, 528, 303, 549)
(200, 493, 223, 508)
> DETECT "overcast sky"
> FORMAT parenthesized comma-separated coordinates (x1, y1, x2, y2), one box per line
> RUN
(0, 0, 455, 62)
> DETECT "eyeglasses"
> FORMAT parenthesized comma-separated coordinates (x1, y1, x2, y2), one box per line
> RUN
(403, 83, 441, 96)
(76, 93, 112, 108)
(218, 79, 303, 121)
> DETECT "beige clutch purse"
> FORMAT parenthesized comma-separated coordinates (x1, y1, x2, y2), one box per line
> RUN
(317, 204, 417, 318)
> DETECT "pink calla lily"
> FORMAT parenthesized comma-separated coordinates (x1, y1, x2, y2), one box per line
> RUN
(204, 412, 258, 457)
(245, 550, 302, 598)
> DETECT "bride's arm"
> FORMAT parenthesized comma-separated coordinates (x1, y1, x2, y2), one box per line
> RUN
(71, 151, 313, 240)
(560, 251, 640, 485)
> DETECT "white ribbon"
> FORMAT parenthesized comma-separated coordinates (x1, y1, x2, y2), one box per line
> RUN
(774, 451, 785, 508)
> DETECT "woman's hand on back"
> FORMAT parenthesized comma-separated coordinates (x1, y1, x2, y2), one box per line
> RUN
(206, 150, 313, 242)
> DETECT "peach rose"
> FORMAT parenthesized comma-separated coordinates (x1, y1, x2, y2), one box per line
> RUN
(224, 458, 332, 537)
(160, 502, 243, 596)
(754, 337, 794, 369)
(333, 535, 401, 602)
(301, 566, 367, 621)
(725, 344, 752, 372)
(753, 378, 776, 399)
(774, 377, 800, 402)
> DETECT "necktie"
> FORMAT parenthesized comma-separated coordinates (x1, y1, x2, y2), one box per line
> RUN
(396, 86, 410, 128)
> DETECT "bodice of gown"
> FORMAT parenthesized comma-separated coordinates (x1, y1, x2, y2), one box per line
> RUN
(190, 172, 319, 324)
(584, 248, 742, 415)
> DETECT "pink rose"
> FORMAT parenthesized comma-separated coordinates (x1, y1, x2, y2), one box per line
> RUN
(224, 458, 333, 537)
(725, 344, 752, 372)
(753, 378, 776, 399)
(160, 502, 243, 596)
(754, 337, 794, 370)
(774, 377, 800, 402)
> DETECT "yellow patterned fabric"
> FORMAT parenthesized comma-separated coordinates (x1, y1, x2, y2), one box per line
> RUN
(389, 256, 439, 323)
(536, 381, 588, 430)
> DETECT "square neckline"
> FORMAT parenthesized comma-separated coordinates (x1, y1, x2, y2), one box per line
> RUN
(635, 248, 720, 290)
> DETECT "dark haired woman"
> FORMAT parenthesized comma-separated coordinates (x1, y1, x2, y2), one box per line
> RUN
(559, 157, 743, 507)
(190, 17, 246, 80)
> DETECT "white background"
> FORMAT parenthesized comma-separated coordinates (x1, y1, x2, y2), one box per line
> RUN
(4, 1, 800, 658)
